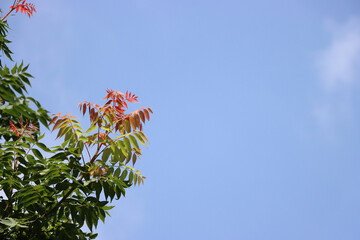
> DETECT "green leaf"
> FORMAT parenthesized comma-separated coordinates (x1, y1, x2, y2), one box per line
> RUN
(99, 209, 106, 223)
(21, 194, 39, 207)
(120, 170, 127, 181)
(134, 132, 146, 146)
(23, 64, 29, 72)
(26, 154, 36, 164)
(129, 135, 140, 151)
(101, 126, 113, 133)
(90, 233, 99, 239)
(102, 148, 111, 162)
(125, 151, 132, 164)
(132, 154, 137, 166)
(40, 169, 50, 175)
(114, 168, 121, 178)
(0, 218, 28, 229)
(32, 148, 43, 159)
(61, 138, 70, 148)
(102, 205, 115, 211)
(85, 125, 97, 135)
(117, 140, 128, 157)
(22, 72, 33, 78)
(85, 208, 93, 231)
(36, 142, 52, 152)
(129, 171, 134, 184)
(138, 131, 149, 143)
(107, 167, 114, 176)
(76, 140, 84, 154)
(108, 181, 116, 201)
(102, 181, 110, 200)
(19, 61, 24, 70)
(76, 207, 85, 227)
(95, 182, 102, 199)
(11, 64, 16, 74)
(123, 137, 131, 151)
(84, 178, 97, 186)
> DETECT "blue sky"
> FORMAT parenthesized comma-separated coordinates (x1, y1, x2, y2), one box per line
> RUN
(2, 0, 360, 239)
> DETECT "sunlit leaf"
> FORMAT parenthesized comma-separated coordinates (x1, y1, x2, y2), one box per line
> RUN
(129, 135, 140, 151)
(124, 119, 131, 133)
(142, 111, 150, 125)
(85, 125, 97, 135)
(134, 132, 146, 146)
(123, 137, 131, 152)
(138, 131, 149, 143)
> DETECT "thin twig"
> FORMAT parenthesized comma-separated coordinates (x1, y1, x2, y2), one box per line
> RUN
(1, 0, 20, 21)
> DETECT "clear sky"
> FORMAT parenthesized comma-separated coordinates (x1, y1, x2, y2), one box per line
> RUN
(2, 0, 360, 239)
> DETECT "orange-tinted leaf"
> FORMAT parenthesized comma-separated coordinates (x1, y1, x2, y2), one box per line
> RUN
(56, 125, 67, 139)
(135, 113, 141, 126)
(124, 119, 131, 133)
(138, 131, 149, 143)
(132, 154, 137, 166)
(52, 118, 66, 131)
(59, 119, 70, 129)
(49, 116, 58, 126)
(123, 100, 128, 109)
(61, 113, 72, 119)
(139, 111, 145, 123)
(143, 109, 150, 121)
(129, 116, 137, 130)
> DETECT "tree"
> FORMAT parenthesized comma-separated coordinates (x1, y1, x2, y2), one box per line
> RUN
(0, 2, 152, 239)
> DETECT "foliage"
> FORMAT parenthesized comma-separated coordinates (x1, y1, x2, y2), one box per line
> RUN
(0, 3, 49, 141)
(0, 3, 152, 239)
(1, 0, 37, 21)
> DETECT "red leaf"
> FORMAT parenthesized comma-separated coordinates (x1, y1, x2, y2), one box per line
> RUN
(82, 103, 86, 115)
(123, 100, 128, 109)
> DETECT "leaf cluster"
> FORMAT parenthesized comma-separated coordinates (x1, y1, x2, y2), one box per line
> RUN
(0, 21, 50, 142)
(10, 1, 37, 18)
(0, 134, 133, 239)
(0, 12, 153, 240)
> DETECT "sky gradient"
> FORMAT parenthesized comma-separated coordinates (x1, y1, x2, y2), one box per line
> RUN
(2, 0, 360, 239)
